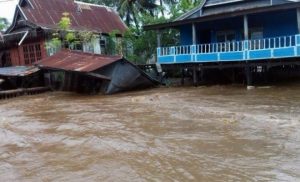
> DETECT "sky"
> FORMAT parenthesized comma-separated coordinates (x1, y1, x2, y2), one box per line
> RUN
(0, 0, 18, 22)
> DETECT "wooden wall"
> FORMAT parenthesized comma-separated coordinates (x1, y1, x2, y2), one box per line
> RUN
(8, 39, 48, 66)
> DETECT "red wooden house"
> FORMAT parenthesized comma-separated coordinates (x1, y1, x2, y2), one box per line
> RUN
(0, 0, 127, 67)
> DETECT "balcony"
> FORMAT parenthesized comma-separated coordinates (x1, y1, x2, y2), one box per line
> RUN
(157, 34, 300, 64)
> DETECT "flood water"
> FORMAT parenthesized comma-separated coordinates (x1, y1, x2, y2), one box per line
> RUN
(0, 84, 300, 181)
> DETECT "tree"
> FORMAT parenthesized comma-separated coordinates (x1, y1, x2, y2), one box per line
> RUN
(118, 0, 157, 32)
(0, 17, 9, 31)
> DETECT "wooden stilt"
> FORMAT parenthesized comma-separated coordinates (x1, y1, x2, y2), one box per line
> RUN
(245, 66, 254, 89)
(193, 66, 198, 87)
(181, 68, 185, 86)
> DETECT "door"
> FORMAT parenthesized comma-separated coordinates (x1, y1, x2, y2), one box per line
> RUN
(216, 31, 236, 51)
(250, 28, 263, 49)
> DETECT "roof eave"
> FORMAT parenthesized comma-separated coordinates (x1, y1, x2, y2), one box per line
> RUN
(144, 2, 300, 31)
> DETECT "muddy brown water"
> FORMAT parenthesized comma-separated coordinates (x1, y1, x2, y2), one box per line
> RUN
(0, 84, 300, 181)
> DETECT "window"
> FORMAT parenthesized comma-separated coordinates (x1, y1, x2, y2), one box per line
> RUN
(23, 44, 42, 65)
(100, 37, 106, 54)
(23, 46, 30, 64)
(216, 31, 236, 42)
(35, 44, 42, 60)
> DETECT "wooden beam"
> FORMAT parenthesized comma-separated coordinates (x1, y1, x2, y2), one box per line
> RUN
(244, 15, 249, 40)
(192, 23, 197, 45)
(144, 3, 300, 31)
(297, 8, 300, 34)
(157, 30, 161, 47)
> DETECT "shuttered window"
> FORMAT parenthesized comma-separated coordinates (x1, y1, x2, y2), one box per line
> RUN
(23, 44, 42, 65)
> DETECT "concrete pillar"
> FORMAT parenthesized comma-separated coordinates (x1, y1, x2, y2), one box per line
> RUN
(192, 23, 197, 45)
(244, 15, 249, 40)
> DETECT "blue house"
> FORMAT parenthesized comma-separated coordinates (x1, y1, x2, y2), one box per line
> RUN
(144, 0, 300, 85)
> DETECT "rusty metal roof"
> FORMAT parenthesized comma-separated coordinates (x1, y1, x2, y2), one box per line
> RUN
(0, 66, 40, 77)
(37, 50, 123, 72)
(21, 0, 127, 34)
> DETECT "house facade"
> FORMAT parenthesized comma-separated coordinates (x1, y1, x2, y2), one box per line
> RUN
(144, 0, 300, 64)
(0, 0, 127, 67)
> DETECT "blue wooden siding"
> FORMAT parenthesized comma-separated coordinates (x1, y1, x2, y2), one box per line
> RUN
(249, 10, 298, 38)
(180, 25, 193, 45)
(180, 9, 298, 46)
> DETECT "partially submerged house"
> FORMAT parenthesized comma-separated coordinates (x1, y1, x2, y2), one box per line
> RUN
(144, 0, 300, 86)
(0, 66, 43, 90)
(37, 50, 159, 94)
(0, 0, 127, 67)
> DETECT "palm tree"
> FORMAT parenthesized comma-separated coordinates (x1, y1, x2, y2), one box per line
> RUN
(158, 0, 178, 16)
(118, 0, 157, 31)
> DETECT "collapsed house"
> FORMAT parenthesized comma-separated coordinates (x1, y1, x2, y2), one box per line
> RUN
(37, 50, 159, 94)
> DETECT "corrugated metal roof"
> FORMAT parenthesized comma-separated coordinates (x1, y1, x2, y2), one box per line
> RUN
(21, 0, 127, 34)
(0, 66, 40, 77)
(37, 50, 123, 72)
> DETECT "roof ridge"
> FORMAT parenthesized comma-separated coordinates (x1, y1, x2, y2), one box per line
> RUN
(74, 1, 113, 10)
(174, 0, 207, 21)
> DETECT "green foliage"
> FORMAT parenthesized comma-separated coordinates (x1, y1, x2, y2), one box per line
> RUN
(0, 17, 9, 31)
(58, 12, 72, 30)
(47, 12, 76, 51)
(58, 12, 76, 45)
(106, 30, 120, 55)
(78, 31, 98, 43)
(0, 23, 4, 31)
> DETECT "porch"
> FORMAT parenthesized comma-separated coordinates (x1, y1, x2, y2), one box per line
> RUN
(154, 7, 300, 64)
(158, 34, 300, 64)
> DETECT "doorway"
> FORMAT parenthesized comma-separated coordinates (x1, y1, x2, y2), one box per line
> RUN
(199, 29, 212, 44)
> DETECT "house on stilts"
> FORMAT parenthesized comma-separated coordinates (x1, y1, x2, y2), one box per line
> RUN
(144, 0, 300, 86)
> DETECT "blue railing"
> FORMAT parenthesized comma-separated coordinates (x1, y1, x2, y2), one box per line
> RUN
(157, 34, 300, 64)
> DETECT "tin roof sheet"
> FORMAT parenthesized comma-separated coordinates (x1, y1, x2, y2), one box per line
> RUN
(37, 50, 123, 72)
(21, 0, 127, 34)
(0, 66, 40, 77)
